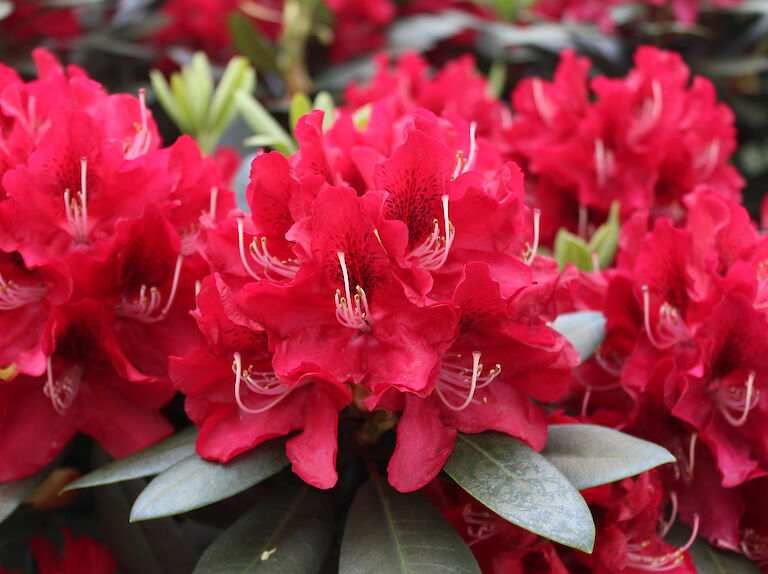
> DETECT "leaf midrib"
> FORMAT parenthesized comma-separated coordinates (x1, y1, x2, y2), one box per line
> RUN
(373, 477, 409, 574)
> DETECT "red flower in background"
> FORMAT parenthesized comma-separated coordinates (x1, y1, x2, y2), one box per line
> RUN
(0, 528, 115, 574)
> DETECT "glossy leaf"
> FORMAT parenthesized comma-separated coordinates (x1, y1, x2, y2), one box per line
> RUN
(193, 482, 331, 574)
(130, 439, 288, 521)
(0, 469, 46, 525)
(542, 425, 676, 490)
(443, 433, 595, 553)
(550, 311, 606, 363)
(64, 427, 198, 492)
(340, 477, 481, 574)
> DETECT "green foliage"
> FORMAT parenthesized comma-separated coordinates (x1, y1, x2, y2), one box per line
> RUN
(150, 53, 256, 154)
(237, 91, 297, 155)
(193, 482, 332, 574)
(550, 310, 606, 362)
(554, 202, 620, 272)
(542, 425, 676, 490)
(130, 439, 288, 521)
(443, 433, 596, 553)
(339, 477, 481, 574)
(64, 427, 198, 492)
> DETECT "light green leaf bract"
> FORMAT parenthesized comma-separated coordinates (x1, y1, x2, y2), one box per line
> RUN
(130, 439, 288, 521)
(542, 425, 676, 490)
(193, 482, 331, 574)
(64, 427, 198, 492)
(444, 433, 595, 553)
(340, 478, 480, 574)
(550, 310, 606, 363)
(554, 228, 593, 272)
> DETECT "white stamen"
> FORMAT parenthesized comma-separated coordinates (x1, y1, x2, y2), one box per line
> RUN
(532, 78, 553, 126)
(462, 503, 499, 546)
(124, 88, 152, 159)
(408, 195, 455, 270)
(0, 273, 47, 310)
(594, 138, 614, 188)
(64, 157, 90, 244)
(630, 80, 663, 144)
(44, 357, 81, 415)
(209, 186, 219, 221)
(451, 122, 478, 179)
(523, 209, 541, 265)
(659, 492, 678, 539)
(334, 251, 371, 331)
(116, 255, 183, 323)
(232, 352, 294, 414)
(236, 216, 298, 281)
(695, 140, 720, 180)
(641, 286, 679, 350)
(435, 352, 501, 411)
(716, 371, 759, 427)
(626, 514, 699, 572)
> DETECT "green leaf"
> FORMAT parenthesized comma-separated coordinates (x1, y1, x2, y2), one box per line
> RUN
(0, 469, 47, 525)
(550, 310, 606, 363)
(352, 103, 372, 131)
(64, 427, 198, 492)
(130, 439, 288, 521)
(542, 425, 676, 490)
(228, 12, 278, 71)
(313, 91, 336, 131)
(587, 202, 620, 270)
(187, 52, 214, 128)
(554, 228, 593, 272)
(339, 477, 481, 574)
(170, 73, 198, 135)
(150, 70, 191, 134)
(443, 433, 595, 553)
(193, 482, 332, 574)
(487, 60, 507, 99)
(290, 93, 312, 132)
(207, 56, 255, 140)
(236, 91, 296, 155)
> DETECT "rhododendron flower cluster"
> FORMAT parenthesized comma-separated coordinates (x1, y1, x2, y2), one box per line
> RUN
(507, 47, 743, 241)
(171, 98, 579, 491)
(0, 49, 235, 482)
(567, 188, 768, 561)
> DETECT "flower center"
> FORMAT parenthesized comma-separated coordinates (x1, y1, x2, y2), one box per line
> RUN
(462, 503, 499, 546)
(741, 527, 768, 563)
(641, 285, 689, 349)
(236, 216, 299, 281)
(44, 357, 82, 415)
(124, 88, 152, 160)
(232, 352, 295, 414)
(0, 272, 47, 310)
(629, 80, 663, 144)
(334, 251, 371, 331)
(695, 140, 720, 180)
(116, 255, 183, 323)
(64, 157, 90, 244)
(407, 195, 455, 270)
(711, 371, 759, 427)
(435, 351, 501, 411)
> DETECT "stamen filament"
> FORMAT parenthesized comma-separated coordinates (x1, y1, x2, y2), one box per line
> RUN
(236, 216, 262, 280)
(717, 371, 758, 427)
(408, 195, 455, 269)
(116, 255, 184, 323)
(0, 273, 47, 310)
(64, 158, 90, 243)
(124, 89, 152, 159)
(641, 285, 678, 350)
(436, 352, 502, 411)
(232, 352, 294, 414)
(44, 357, 81, 415)
(523, 209, 541, 265)
(334, 251, 371, 331)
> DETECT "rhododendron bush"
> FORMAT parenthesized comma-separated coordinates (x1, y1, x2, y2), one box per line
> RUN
(2, 1, 768, 573)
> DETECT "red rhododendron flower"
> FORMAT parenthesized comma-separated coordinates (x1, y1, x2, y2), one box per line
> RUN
(0, 50, 236, 482)
(0, 528, 115, 574)
(507, 47, 743, 241)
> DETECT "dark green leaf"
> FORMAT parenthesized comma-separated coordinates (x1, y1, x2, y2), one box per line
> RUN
(193, 482, 331, 574)
(542, 425, 676, 490)
(130, 439, 288, 521)
(340, 477, 481, 574)
(550, 311, 606, 363)
(228, 12, 278, 71)
(444, 433, 595, 553)
(0, 469, 46, 525)
(64, 427, 197, 492)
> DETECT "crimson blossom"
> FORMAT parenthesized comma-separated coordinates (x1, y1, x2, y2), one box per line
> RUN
(0, 528, 115, 574)
(0, 50, 235, 482)
(507, 46, 743, 242)
(565, 188, 768, 558)
(172, 84, 578, 491)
